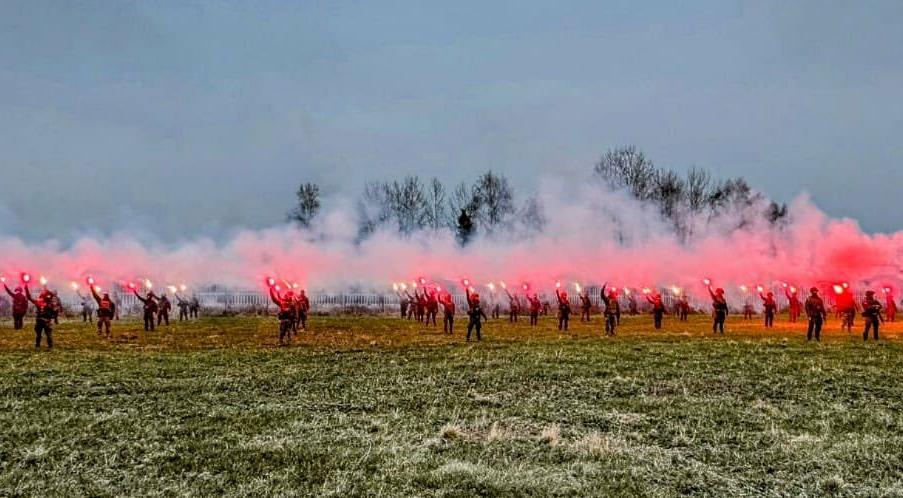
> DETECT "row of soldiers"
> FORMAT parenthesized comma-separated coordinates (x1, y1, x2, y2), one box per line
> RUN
(393, 282, 891, 343)
(3, 281, 202, 348)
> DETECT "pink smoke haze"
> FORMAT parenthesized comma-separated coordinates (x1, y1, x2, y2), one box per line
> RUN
(0, 185, 900, 301)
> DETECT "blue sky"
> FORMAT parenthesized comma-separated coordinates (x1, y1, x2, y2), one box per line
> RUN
(1, 0, 901, 240)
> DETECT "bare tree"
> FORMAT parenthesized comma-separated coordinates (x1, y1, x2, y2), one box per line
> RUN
(594, 146, 657, 201)
(422, 177, 449, 230)
(473, 171, 515, 234)
(287, 182, 321, 228)
(387, 176, 428, 235)
(685, 167, 712, 213)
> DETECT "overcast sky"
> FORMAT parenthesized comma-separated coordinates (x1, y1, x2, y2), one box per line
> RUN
(1, 0, 901, 241)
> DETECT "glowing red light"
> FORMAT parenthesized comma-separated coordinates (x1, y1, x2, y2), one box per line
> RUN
(21, 273, 31, 283)
(266, 277, 276, 287)
(833, 285, 844, 295)
(87, 276, 95, 285)
(702, 278, 711, 286)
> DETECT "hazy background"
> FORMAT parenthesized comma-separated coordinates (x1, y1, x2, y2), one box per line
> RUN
(1, 0, 900, 242)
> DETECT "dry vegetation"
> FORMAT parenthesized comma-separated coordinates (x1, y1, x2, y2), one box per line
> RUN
(1, 313, 902, 496)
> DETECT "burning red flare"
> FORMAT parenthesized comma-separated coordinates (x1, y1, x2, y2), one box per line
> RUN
(21, 273, 31, 284)
(266, 277, 276, 287)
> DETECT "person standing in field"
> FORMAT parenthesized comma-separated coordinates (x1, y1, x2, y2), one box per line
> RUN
(132, 288, 159, 332)
(24, 285, 55, 348)
(441, 292, 455, 334)
(3, 283, 28, 330)
(677, 295, 690, 321)
(862, 290, 883, 341)
(527, 293, 541, 326)
(786, 287, 802, 323)
(268, 286, 295, 346)
(189, 295, 200, 318)
(579, 291, 592, 322)
(600, 284, 619, 336)
(175, 293, 191, 321)
(295, 290, 310, 331)
(504, 287, 520, 323)
(804, 287, 826, 342)
(759, 290, 777, 328)
(709, 286, 728, 334)
(555, 287, 571, 331)
(465, 288, 487, 341)
(157, 294, 171, 326)
(425, 289, 439, 327)
(75, 289, 94, 323)
(91, 285, 116, 338)
(884, 289, 897, 322)
(645, 291, 665, 330)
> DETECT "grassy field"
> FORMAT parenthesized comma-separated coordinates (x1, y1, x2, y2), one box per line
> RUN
(1, 312, 902, 496)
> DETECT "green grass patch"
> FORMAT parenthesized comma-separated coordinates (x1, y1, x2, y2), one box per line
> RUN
(0, 314, 901, 496)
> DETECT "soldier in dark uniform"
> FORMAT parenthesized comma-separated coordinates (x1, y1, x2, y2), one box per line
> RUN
(759, 290, 777, 328)
(626, 291, 638, 318)
(75, 289, 94, 323)
(132, 288, 159, 332)
(504, 288, 520, 323)
(804, 287, 826, 342)
(677, 295, 690, 321)
(189, 296, 200, 318)
(709, 286, 728, 334)
(295, 290, 310, 331)
(527, 293, 541, 326)
(157, 294, 172, 326)
(579, 291, 592, 322)
(396, 289, 409, 319)
(269, 286, 295, 346)
(465, 288, 488, 341)
(25, 285, 55, 348)
(836, 286, 856, 333)
(441, 293, 455, 334)
(785, 286, 802, 323)
(91, 285, 116, 338)
(175, 294, 191, 321)
(49, 291, 62, 324)
(4, 283, 29, 330)
(884, 289, 897, 322)
(862, 290, 883, 341)
(600, 284, 619, 336)
(555, 287, 571, 331)
(425, 289, 439, 327)
(645, 291, 665, 330)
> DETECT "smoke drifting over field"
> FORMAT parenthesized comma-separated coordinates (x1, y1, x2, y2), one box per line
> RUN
(0, 180, 901, 299)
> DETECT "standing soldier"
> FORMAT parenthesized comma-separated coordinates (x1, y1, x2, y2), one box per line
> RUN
(708, 286, 728, 334)
(785, 286, 802, 323)
(425, 289, 439, 327)
(884, 288, 897, 322)
(24, 285, 55, 349)
(804, 287, 826, 342)
(555, 287, 571, 331)
(132, 287, 159, 332)
(396, 289, 409, 319)
(189, 295, 200, 319)
(465, 288, 488, 342)
(268, 285, 295, 346)
(600, 284, 619, 336)
(579, 290, 592, 322)
(862, 290, 883, 341)
(504, 288, 520, 323)
(157, 294, 172, 326)
(175, 293, 191, 321)
(527, 293, 541, 326)
(645, 291, 665, 330)
(626, 291, 638, 318)
(296, 290, 310, 331)
(759, 290, 777, 328)
(677, 295, 690, 321)
(836, 286, 856, 333)
(75, 289, 94, 323)
(3, 282, 28, 330)
(49, 290, 62, 324)
(91, 285, 116, 338)
(441, 292, 455, 334)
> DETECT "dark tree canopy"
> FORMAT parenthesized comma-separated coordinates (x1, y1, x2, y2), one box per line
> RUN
(287, 182, 321, 228)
